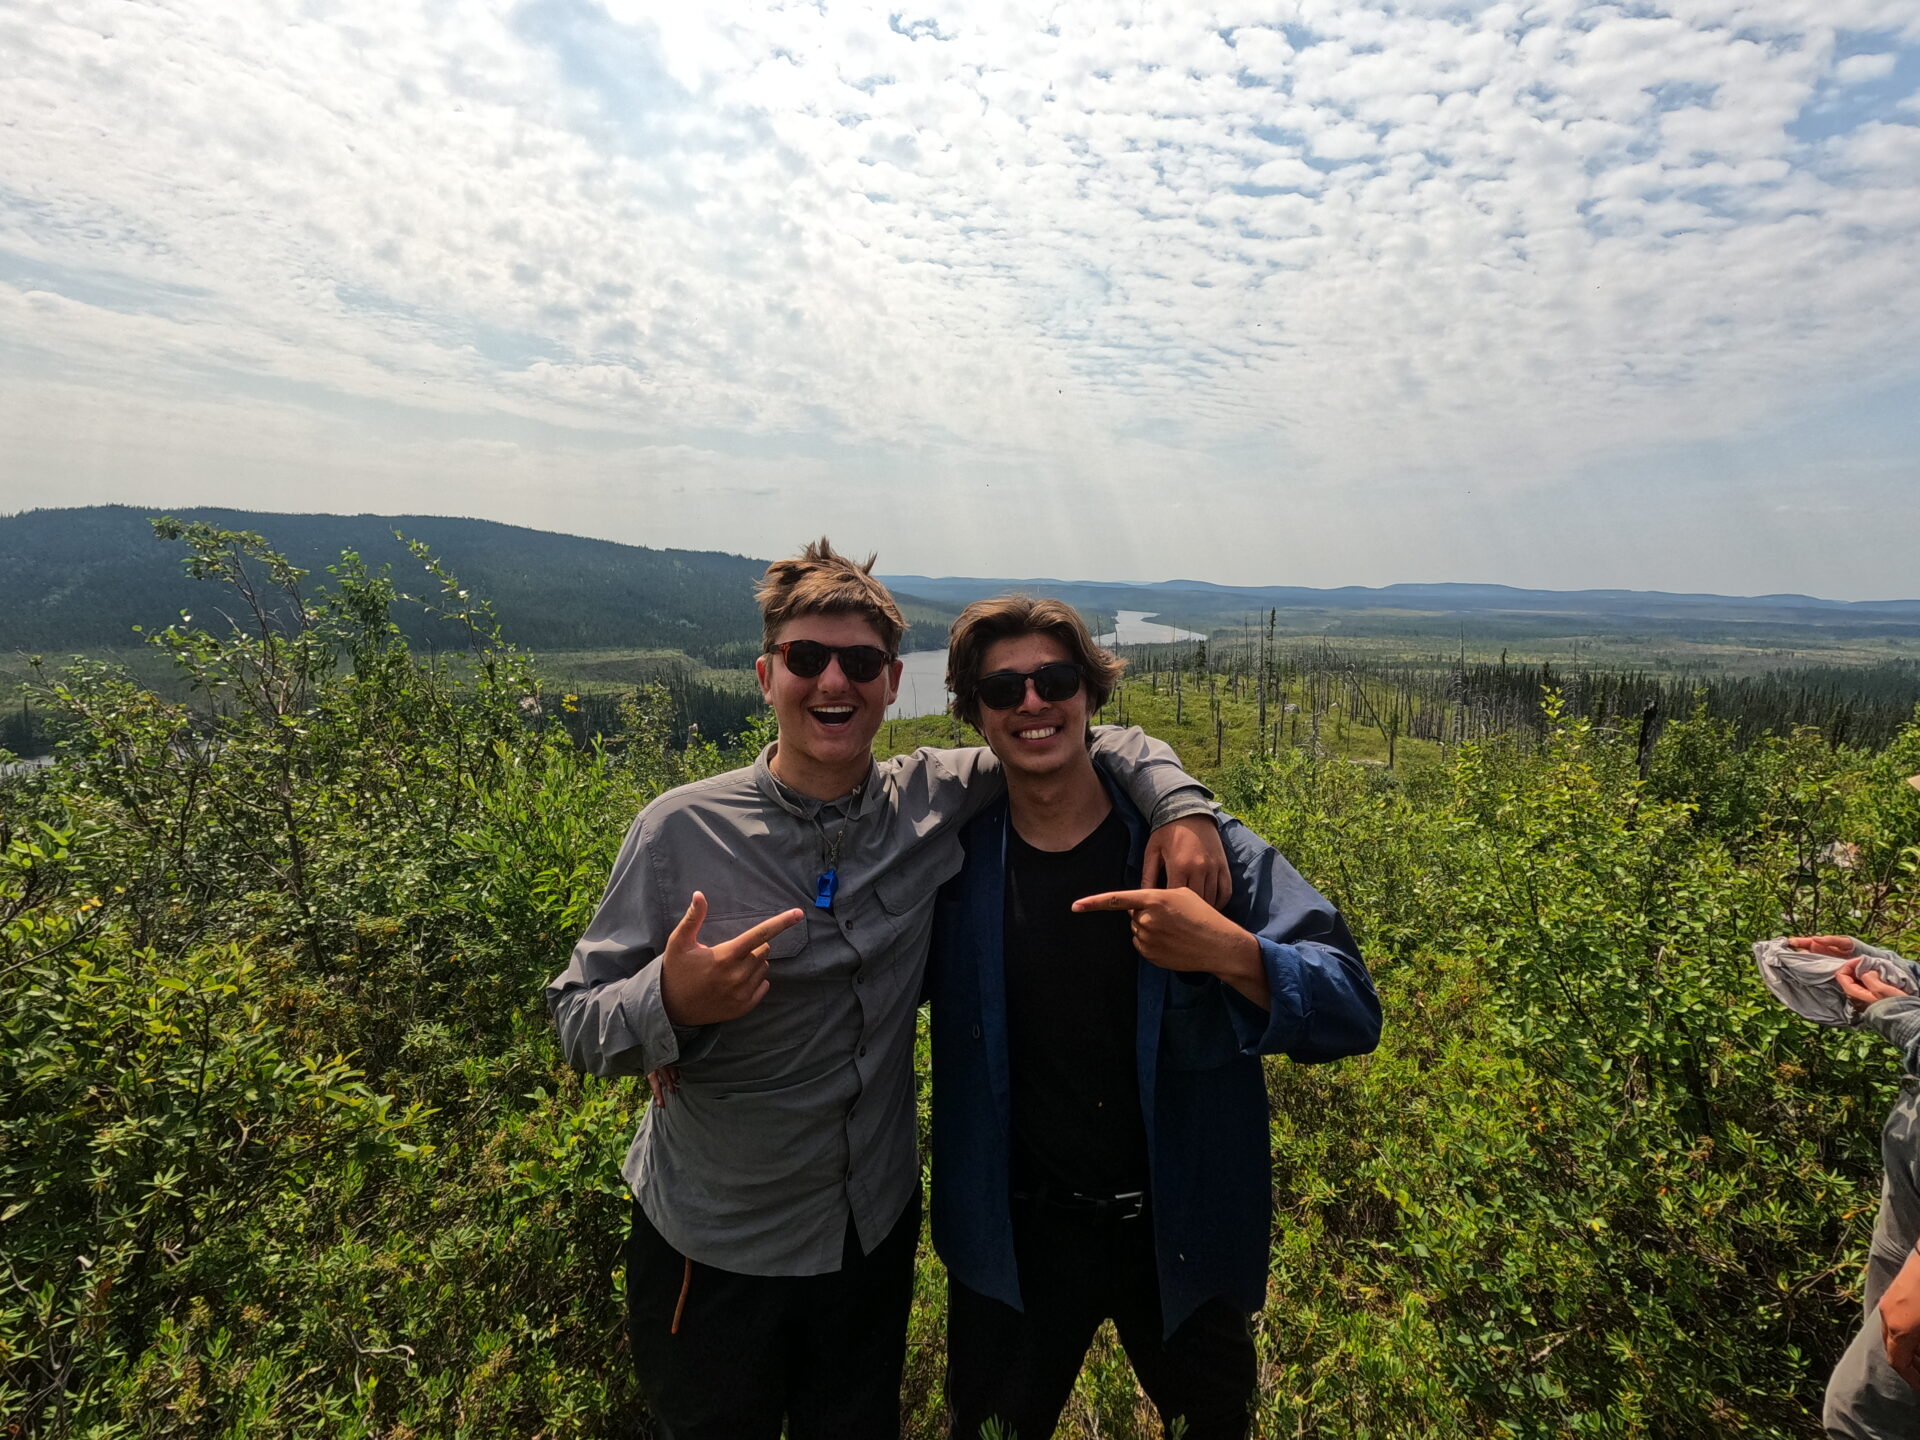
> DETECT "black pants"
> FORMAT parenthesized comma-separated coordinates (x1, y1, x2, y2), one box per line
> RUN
(946, 1199, 1257, 1440)
(626, 1189, 921, 1440)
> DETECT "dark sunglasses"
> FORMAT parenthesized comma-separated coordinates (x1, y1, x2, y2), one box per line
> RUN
(975, 662, 1084, 711)
(768, 640, 896, 683)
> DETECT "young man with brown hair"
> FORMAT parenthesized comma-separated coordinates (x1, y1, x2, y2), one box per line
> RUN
(545, 543, 1226, 1440)
(926, 594, 1381, 1440)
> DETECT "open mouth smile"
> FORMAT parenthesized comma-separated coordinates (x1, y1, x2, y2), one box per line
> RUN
(810, 705, 857, 728)
(1014, 725, 1059, 741)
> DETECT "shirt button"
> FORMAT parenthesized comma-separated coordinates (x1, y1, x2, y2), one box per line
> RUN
(971, 1024, 981, 1040)
(858, 1045, 869, 1058)
(855, 971, 865, 985)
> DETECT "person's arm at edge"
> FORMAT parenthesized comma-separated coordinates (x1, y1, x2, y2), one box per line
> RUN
(1218, 816, 1381, 1062)
(544, 812, 719, 1078)
(1831, 953, 1920, 1385)
(1863, 992, 1920, 1077)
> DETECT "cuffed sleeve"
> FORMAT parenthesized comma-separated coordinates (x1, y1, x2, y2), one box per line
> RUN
(1146, 789, 1217, 827)
(1219, 818, 1380, 1062)
(1865, 994, 1920, 1077)
(549, 957, 689, 1076)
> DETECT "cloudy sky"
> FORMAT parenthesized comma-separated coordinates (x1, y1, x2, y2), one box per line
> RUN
(3, 0, 1918, 597)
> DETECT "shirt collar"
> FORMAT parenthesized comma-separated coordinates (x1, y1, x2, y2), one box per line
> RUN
(752, 743, 882, 820)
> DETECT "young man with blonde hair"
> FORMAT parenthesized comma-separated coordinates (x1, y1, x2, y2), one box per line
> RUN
(926, 594, 1381, 1440)
(546, 543, 1225, 1440)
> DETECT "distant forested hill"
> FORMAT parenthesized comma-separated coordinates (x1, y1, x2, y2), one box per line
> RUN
(882, 572, 1920, 660)
(0, 507, 956, 661)
(881, 573, 1920, 626)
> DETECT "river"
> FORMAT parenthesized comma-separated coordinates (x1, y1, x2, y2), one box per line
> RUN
(886, 612, 1206, 720)
(1093, 610, 1207, 646)
(887, 649, 953, 720)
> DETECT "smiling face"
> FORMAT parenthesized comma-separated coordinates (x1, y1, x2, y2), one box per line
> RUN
(973, 631, 1096, 785)
(755, 611, 902, 799)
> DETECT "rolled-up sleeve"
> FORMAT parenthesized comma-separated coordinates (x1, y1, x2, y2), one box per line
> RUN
(545, 814, 706, 1076)
(1218, 818, 1381, 1062)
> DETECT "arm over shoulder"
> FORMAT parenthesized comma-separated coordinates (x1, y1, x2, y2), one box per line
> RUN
(882, 725, 1211, 833)
(1866, 994, 1920, 1077)
(1088, 724, 1215, 827)
(878, 743, 1007, 830)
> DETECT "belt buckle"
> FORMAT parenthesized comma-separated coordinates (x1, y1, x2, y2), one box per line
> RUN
(1013, 1186, 1147, 1221)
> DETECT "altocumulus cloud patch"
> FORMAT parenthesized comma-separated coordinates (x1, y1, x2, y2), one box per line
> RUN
(1, 0, 1917, 587)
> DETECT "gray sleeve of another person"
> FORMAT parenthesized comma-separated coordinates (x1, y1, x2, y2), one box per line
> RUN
(888, 724, 1214, 829)
(1866, 994, 1920, 1078)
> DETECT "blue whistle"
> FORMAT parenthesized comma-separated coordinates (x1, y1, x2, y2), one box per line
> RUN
(814, 867, 838, 910)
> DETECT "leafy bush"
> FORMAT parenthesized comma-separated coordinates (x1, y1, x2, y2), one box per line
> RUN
(1218, 700, 1919, 1436)
(0, 819, 428, 1431)
(0, 523, 729, 1437)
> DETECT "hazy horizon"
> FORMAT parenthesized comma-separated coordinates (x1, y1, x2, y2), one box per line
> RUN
(9, 500, 1919, 608)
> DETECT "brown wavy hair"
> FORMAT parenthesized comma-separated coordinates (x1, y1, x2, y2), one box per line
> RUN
(945, 594, 1125, 731)
(754, 537, 906, 654)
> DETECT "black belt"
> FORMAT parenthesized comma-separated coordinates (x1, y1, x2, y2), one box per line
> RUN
(1012, 1185, 1147, 1222)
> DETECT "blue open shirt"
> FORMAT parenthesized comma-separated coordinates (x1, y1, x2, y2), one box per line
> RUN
(926, 777, 1382, 1337)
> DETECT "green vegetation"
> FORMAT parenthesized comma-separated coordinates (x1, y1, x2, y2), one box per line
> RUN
(5, 523, 1919, 1436)
(1218, 713, 1918, 1435)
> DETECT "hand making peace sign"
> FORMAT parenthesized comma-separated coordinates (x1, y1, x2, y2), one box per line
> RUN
(658, 891, 806, 1027)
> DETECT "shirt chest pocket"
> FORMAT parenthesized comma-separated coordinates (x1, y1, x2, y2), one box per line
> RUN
(701, 911, 811, 964)
(872, 835, 966, 922)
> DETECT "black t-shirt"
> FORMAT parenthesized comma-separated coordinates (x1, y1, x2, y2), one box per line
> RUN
(1004, 807, 1149, 1195)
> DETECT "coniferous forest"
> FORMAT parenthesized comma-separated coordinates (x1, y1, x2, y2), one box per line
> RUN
(4, 524, 1920, 1436)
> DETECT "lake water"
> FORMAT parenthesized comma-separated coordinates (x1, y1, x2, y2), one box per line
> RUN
(888, 649, 952, 720)
(886, 612, 1205, 721)
(1094, 610, 1207, 645)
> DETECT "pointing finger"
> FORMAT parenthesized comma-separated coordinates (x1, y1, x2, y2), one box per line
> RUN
(1072, 890, 1163, 913)
(718, 908, 806, 958)
(669, 891, 709, 949)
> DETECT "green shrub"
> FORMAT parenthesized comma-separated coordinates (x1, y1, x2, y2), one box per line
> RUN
(1219, 701, 1919, 1436)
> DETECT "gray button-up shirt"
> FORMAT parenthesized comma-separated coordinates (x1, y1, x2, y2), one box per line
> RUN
(545, 730, 1211, 1277)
